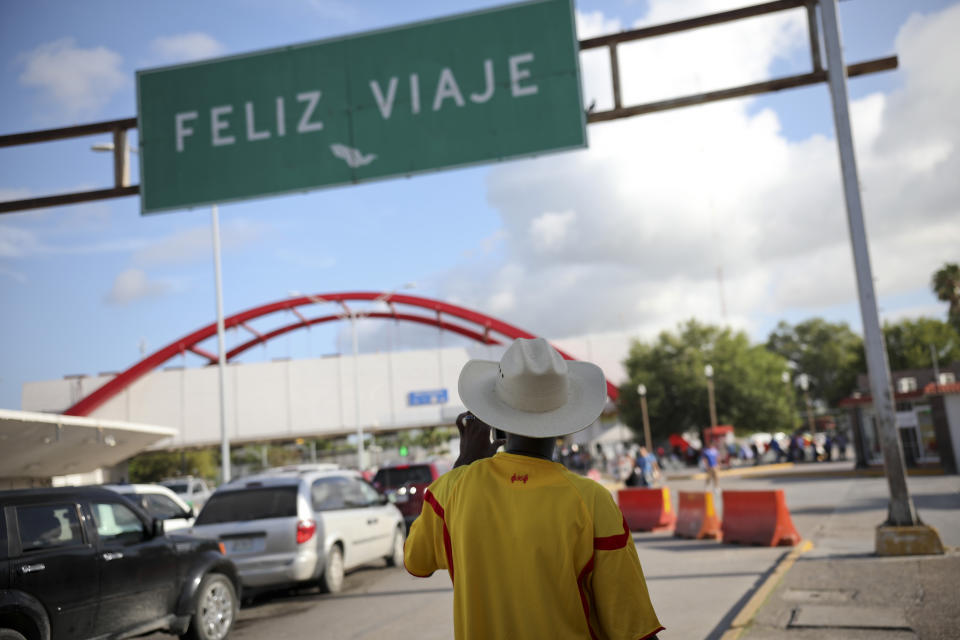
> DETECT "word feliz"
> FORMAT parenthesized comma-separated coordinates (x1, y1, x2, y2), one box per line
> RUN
(174, 52, 540, 152)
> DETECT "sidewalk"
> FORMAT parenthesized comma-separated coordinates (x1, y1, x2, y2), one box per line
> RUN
(722, 477, 960, 640)
(736, 549, 960, 639)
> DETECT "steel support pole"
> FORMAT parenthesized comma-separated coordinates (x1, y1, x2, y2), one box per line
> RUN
(821, 0, 917, 525)
(640, 394, 652, 452)
(351, 315, 364, 470)
(707, 378, 718, 429)
(211, 204, 231, 484)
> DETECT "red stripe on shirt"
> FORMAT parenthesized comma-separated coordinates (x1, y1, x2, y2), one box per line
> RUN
(424, 489, 445, 518)
(639, 625, 666, 639)
(424, 489, 455, 582)
(576, 555, 599, 640)
(594, 515, 631, 550)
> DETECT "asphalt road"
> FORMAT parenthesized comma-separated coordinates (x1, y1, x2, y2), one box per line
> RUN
(147, 464, 960, 639)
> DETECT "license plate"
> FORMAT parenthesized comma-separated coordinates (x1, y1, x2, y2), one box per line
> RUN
(389, 491, 409, 503)
(227, 537, 261, 554)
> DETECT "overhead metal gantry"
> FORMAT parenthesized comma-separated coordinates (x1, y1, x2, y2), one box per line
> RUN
(0, 0, 895, 214)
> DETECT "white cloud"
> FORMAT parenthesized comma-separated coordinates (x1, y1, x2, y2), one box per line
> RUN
(105, 268, 172, 305)
(134, 218, 266, 265)
(530, 210, 577, 254)
(18, 38, 126, 117)
(0, 266, 27, 284)
(150, 33, 225, 64)
(0, 223, 147, 258)
(274, 248, 336, 270)
(428, 1, 960, 343)
(0, 226, 40, 258)
(306, 0, 365, 25)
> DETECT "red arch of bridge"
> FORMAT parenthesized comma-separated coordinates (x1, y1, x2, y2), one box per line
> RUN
(64, 291, 619, 417)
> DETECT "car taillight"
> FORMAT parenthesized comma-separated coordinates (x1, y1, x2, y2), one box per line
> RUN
(297, 519, 317, 544)
(218, 542, 226, 555)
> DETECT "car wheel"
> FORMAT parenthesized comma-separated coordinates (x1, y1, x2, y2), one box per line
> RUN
(180, 573, 237, 640)
(385, 525, 405, 567)
(319, 544, 344, 594)
(0, 629, 28, 640)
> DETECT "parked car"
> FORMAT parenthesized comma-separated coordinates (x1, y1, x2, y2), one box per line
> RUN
(372, 461, 449, 529)
(189, 466, 404, 594)
(0, 485, 240, 640)
(104, 483, 196, 532)
(160, 476, 213, 511)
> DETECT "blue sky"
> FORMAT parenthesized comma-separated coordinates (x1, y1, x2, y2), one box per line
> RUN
(1, 0, 958, 411)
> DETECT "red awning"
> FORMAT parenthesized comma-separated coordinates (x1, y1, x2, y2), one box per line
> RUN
(668, 433, 689, 451)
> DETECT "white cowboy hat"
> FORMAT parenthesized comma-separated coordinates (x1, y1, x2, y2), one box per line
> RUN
(458, 337, 607, 438)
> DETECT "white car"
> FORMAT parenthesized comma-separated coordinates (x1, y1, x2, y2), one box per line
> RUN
(160, 475, 213, 510)
(189, 467, 405, 593)
(104, 483, 196, 532)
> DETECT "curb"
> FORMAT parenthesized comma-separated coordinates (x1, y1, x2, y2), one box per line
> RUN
(668, 463, 797, 481)
(729, 466, 946, 481)
(717, 539, 813, 640)
(667, 464, 945, 482)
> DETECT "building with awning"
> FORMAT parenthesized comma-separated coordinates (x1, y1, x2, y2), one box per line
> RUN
(839, 369, 960, 474)
(0, 409, 177, 488)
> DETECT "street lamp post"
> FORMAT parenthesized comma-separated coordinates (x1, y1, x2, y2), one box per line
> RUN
(347, 311, 364, 471)
(290, 285, 415, 471)
(637, 384, 652, 452)
(798, 373, 815, 434)
(97, 142, 231, 481)
(782, 370, 795, 431)
(704, 364, 717, 429)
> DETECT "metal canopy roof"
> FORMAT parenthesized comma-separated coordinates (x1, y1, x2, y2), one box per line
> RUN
(0, 409, 177, 479)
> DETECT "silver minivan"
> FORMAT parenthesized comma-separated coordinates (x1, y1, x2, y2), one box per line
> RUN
(189, 465, 404, 593)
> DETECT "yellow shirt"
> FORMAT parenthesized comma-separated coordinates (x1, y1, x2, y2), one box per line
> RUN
(404, 452, 663, 640)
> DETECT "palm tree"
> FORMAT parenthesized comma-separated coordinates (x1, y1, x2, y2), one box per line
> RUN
(932, 263, 960, 331)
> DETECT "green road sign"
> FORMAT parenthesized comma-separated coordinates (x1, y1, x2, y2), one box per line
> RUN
(136, 0, 585, 214)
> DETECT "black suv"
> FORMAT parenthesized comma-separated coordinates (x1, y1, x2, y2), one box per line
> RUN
(0, 486, 240, 640)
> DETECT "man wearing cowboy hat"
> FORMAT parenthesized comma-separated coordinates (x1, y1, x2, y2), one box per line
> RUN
(404, 337, 663, 639)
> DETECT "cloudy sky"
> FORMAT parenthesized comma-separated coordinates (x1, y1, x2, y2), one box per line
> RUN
(1, 0, 957, 411)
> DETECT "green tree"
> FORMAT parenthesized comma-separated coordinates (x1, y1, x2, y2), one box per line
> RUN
(416, 427, 456, 454)
(128, 448, 219, 483)
(619, 320, 793, 440)
(765, 318, 864, 407)
(883, 317, 960, 371)
(932, 262, 960, 332)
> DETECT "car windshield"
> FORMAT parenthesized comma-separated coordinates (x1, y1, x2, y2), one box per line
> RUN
(162, 482, 189, 493)
(373, 465, 433, 488)
(195, 487, 297, 524)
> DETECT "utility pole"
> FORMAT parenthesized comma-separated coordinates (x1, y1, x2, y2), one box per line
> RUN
(798, 373, 816, 434)
(704, 365, 718, 429)
(211, 204, 230, 484)
(637, 384, 652, 451)
(820, 0, 941, 554)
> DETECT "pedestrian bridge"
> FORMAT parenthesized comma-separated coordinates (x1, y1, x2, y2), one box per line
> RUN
(22, 292, 631, 450)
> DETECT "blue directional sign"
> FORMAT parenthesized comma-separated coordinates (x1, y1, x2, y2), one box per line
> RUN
(407, 389, 449, 406)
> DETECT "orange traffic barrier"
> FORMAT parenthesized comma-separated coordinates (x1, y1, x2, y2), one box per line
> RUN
(674, 491, 722, 540)
(721, 489, 800, 546)
(617, 487, 675, 532)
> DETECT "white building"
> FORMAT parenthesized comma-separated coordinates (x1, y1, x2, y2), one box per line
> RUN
(20, 331, 639, 452)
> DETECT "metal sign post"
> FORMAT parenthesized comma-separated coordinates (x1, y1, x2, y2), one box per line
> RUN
(211, 204, 231, 483)
(820, 0, 941, 553)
